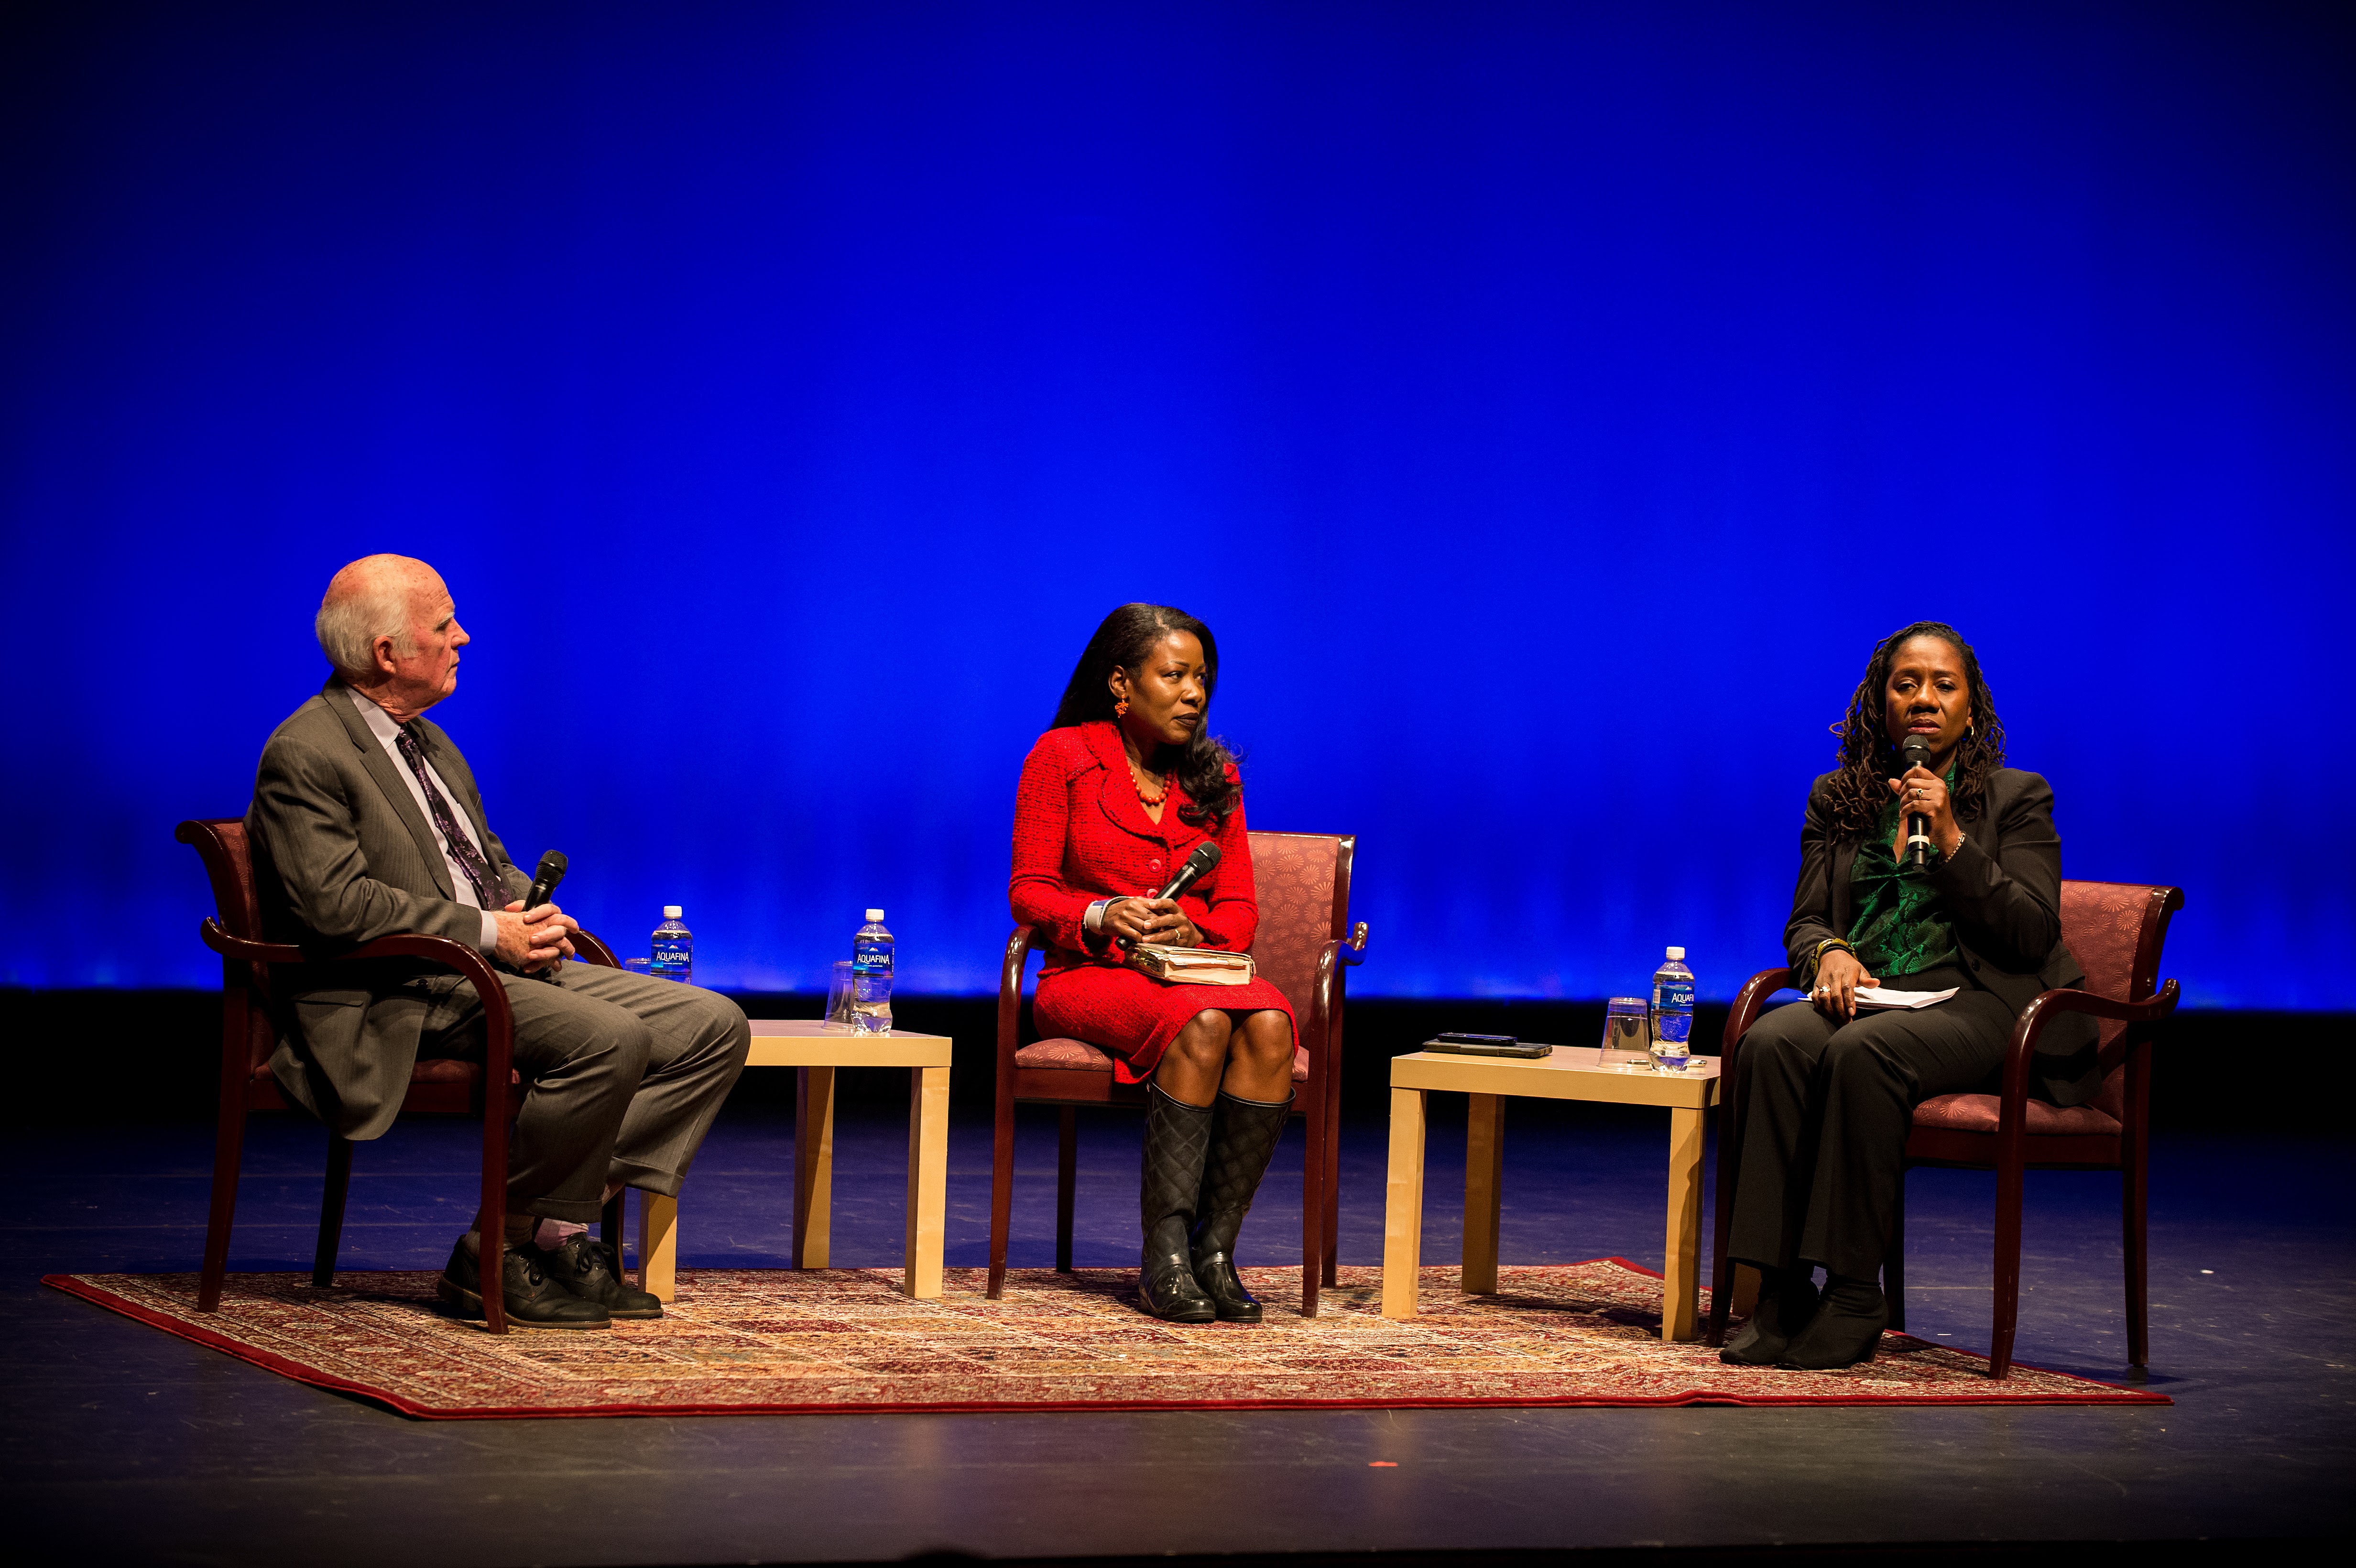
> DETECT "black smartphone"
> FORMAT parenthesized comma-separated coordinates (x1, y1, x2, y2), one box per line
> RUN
(1425, 1033, 1553, 1059)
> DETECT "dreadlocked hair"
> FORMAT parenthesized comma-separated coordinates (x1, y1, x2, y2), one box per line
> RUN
(1050, 603, 1242, 829)
(1823, 621, 2007, 839)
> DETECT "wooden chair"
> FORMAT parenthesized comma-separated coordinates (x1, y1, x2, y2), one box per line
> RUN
(986, 830, 1368, 1316)
(177, 818, 622, 1335)
(1706, 879, 2184, 1377)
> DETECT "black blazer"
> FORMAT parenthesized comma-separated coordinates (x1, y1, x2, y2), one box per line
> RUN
(1783, 765, 2101, 1106)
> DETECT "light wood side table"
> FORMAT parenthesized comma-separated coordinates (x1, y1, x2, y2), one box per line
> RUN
(1380, 1045, 1722, 1339)
(633, 1020, 953, 1303)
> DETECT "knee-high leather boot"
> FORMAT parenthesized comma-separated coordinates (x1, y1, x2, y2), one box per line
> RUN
(1139, 1086, 1217, 1322)
(1189, 1091, 1293, 1322)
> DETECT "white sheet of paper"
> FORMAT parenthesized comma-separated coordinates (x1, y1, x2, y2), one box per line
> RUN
(1851, 985, 1960, 1011)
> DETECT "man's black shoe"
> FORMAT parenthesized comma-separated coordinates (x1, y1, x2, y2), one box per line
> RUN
(436, 1236, 610, 1329)
(534, 1231, 664, 1319)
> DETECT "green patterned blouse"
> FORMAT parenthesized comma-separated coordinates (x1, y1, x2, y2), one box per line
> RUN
(1847, 766, 1959, 979)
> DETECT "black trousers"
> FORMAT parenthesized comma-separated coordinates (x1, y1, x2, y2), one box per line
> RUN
(1725, 967, 2013, 1281)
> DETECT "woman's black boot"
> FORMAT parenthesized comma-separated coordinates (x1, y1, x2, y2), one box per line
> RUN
(1778, 1273, 1888, 1370)
(1718, 1267, 1820, 1366)
(1189, 1091, 1293, 1322)
(1138, 1087, 1217, 1322)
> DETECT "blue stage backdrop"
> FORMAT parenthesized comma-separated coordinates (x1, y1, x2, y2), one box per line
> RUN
(2, 3, 2349, 1006)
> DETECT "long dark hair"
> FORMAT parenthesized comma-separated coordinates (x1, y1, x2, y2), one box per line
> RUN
(1823, 621, 2008, 838)
(1051, 603, 1241, 827)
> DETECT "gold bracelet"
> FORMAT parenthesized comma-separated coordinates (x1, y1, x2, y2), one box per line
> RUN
(1804, 938, 1853, 987)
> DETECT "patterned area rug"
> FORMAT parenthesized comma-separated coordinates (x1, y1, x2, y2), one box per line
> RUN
(44, 1261, 2164, 1418)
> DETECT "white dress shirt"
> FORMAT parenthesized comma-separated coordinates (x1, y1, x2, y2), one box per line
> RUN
(347, 687, 502, 953)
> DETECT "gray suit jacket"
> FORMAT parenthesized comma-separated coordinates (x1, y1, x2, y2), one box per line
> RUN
(1783, 766, 2102, 1106)
(245, 678, 530, 1139)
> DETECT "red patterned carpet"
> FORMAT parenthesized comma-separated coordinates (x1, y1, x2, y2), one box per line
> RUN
(44, 1260, 2163, 1418)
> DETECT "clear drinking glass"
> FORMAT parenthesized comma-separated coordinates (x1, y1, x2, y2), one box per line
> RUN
(1599, 997, 1651, 1068)
(822, 959, 857, 1031)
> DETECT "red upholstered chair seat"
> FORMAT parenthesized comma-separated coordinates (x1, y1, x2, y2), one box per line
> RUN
(1014, 1036, 1310, 1082)
(248, 1056, 513, 1087)
(1912, 1092, 2123, 1138)
(409, 1058, 486, 1083)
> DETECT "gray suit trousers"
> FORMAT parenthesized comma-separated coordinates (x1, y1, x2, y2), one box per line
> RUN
(409, 963, 752, 1223)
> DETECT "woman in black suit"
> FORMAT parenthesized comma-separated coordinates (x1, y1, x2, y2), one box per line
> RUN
(1722, 622, 2098, 1371)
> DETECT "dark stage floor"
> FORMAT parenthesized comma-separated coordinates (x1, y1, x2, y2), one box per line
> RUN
(5, 1095, 2351, 1563)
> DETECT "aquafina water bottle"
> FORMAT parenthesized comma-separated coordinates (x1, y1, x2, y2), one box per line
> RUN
(851, 909, 894, 1034)
(1649, 946, 1694, 1073)
(651, 906, 692, 983)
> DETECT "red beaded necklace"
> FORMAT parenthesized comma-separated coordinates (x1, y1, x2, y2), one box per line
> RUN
(1128, 759, 1168, 808)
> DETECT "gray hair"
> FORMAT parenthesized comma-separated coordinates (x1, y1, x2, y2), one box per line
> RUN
(315, 558, 424, 676)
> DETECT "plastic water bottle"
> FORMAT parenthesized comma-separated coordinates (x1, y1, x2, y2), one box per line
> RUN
(851, 908, 894, 1034)
(1650, 946, 1695, 1073)
(651, 906, 692, 984)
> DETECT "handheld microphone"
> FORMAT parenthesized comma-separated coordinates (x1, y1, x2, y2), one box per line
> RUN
(524, 850, 568, 911)
(1156, 841, 1221, 903)
(1898, 738, 1934, 869)
(1118, 843, 1224, 952)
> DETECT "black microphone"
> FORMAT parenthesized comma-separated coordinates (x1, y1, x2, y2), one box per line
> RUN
(524, 850, 568, 910)
(1156, 841, 1221, 902)
(1898, 738, 1934, 869)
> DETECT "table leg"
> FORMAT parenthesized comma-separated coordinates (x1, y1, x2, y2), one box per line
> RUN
(1728, 1263, 1761, 1321)
(903, 1064, 950, 1299)
(1381, 1086, 1428, 1318)
(639, 1191, 678, 1304)
(794, 1065, 835, 1270)
(1462, 1092, 1504, 1295)
(1662, 1104, 1704, 1340)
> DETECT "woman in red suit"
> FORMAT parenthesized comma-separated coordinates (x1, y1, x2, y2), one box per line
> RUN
(1009, 604, 1297, 1323)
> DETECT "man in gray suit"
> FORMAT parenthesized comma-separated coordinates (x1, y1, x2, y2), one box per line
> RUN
(247, 554, 750, 1328)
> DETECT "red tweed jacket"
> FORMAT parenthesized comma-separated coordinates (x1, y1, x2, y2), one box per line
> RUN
(1008, 721, 1259, 975)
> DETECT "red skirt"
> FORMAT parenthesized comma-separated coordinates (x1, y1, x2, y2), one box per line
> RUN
(1035, 960, 1297, 1087)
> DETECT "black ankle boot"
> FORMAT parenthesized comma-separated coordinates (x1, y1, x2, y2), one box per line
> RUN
(1718, 1267, 1820, 1366)
(1778, 1273, 1888, 1370)
(1138, 1087, 1217, 1323)
(1189, 1091, 1292, 1323)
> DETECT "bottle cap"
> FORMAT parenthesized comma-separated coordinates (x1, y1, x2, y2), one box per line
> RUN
(664, 905, 683, 919)
(866, 908, 885, 922)
(1665, 946, 1686, 960)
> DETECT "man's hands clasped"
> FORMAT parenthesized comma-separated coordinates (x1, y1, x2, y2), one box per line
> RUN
(495, 899, 577, 975)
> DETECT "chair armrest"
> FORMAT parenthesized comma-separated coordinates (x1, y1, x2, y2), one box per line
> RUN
(998, 925, 1042, 1074)
(1315, 922, 1369, 987)
(1998, 979, 2182, 1126)
(1720, 967, 1794, 1077)
(572, 927, 620, 969)
(202, 916, 505, 994)
(1308, 923, 1370, 1058)
(199, 916, 518, 1107)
